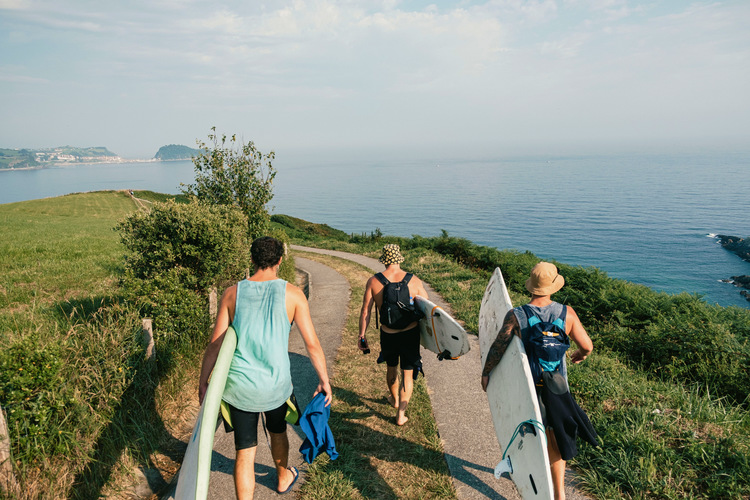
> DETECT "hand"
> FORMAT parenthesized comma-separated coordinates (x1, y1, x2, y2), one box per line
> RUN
(313, 380, 333, 407)
(570, 349, 588, 364)
(357, 335, 368, 351)
(481, 375, 489, 392)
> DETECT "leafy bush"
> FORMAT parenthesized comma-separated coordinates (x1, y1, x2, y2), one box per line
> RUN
(0, 341, 84, 463)
(182, 128, 276, 239)
(122, 267, 210, 350)
(117, 200, 251, 291)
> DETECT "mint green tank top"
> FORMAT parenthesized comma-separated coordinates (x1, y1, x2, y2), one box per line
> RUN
(222, 279, 293, 412)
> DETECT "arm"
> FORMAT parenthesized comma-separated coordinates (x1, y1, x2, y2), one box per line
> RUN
(567, 306, 593, 364)
(198, 287, 234, 403)
(290, 285, 333, 406)
(481, 310, 520, 392)
(358, 278, 375, 350)
(413, 277, 428, 300)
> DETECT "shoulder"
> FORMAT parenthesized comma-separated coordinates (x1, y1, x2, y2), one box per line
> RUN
(565, 304, 578, 318)
(221, 284, 238, 301)
(367, 274, 384, 287)
(286, 281, 306, 300)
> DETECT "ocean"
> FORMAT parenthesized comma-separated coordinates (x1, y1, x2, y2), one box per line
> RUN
(2, 152, 749, 308)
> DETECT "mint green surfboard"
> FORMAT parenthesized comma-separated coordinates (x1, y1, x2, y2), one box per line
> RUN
(174, 326, 237, 499)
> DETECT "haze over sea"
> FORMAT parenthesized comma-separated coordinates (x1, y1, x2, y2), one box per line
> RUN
(2, 151, 749, 308)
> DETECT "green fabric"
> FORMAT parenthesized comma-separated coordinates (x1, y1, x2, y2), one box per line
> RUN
(223, 279, 293, 412)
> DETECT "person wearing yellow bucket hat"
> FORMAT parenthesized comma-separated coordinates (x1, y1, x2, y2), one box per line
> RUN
(358, 244, 428, 426)
(481, 262, 594, 500)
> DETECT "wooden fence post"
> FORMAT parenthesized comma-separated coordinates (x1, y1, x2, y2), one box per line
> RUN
(142, 318, 155, 361)
(209, 288, 218, 321)
(0, 407, 20, 497)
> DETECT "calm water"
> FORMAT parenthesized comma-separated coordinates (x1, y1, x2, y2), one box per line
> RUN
(2, 153, 749, 308)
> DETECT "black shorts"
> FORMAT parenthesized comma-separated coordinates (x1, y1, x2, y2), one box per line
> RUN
(380, 325, 421, 370)
(226, 400, 288, 450)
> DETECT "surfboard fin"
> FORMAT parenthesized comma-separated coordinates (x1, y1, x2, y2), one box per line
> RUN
(494, 456, 513, 478)
(437, 350, 453, 360)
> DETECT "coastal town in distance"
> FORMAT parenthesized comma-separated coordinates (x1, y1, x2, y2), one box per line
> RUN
(0, 144, 198, 170)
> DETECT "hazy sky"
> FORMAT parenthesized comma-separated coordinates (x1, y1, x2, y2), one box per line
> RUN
(1, 0, 749, 159)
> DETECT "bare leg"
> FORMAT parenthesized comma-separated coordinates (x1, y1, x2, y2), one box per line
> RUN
(386, 365, 400, 408)
(547, 428, 566, 500)
(396, 369, 413, 426)
(234, 446, 258, 500)
(269, 429, 296, 493)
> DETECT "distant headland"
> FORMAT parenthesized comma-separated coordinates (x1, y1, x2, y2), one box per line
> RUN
(0, 144, 200, 170)
(153, 144, 200, 161)
(716, 234, 750, 302)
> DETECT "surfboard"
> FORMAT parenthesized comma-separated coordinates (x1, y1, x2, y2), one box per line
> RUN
(174, 326, 238, 500)
(415, 295, 470, 360)
(479, 268, 553, 499)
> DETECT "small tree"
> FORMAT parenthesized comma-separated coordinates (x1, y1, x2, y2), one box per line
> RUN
(182, 128, 276, 240)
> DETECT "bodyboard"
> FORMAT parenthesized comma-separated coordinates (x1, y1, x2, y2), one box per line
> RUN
(174, 326, 238, 500)
(479, 268, 553, 499)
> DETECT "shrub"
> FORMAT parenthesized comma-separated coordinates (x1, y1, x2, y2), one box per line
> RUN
(117, 200, 251, 291)
(182, 128, 276, 240)
(0, 340, 84, 463)
(122, 267, 210, 351)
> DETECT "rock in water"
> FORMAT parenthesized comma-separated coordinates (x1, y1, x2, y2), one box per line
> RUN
(717, 235, 750, 261)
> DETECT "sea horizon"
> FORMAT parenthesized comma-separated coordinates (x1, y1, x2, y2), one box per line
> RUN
(2, 150, 749, 309)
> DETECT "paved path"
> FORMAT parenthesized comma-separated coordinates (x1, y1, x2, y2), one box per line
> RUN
(292, 245, 590, 500)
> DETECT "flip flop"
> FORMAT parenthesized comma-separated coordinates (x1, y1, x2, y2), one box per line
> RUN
(278, 466, 299, 494)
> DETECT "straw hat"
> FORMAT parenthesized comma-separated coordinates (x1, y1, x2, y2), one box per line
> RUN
(379, 244, 405, 266)
(525, 262, 565, 296)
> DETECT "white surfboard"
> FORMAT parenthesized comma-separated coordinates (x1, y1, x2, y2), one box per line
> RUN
(415, 295, 470, 360)
(479, 268, 553, 499)
(174, 326, 238, 500)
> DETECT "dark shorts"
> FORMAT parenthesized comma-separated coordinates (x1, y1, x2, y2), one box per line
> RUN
(226, 400, 288, 450)
(380, 325, 421, 370)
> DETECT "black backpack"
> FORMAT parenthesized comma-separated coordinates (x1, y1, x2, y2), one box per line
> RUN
(521, 304, 569, 386)
(374, 272, 422, 329)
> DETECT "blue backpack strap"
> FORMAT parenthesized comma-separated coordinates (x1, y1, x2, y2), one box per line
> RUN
(521, 304, 537, 324)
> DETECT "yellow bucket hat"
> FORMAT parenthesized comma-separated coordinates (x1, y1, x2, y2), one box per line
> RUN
(379, 244, 405, 266)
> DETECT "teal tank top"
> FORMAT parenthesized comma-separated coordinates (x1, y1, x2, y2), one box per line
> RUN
(222, 279, 293, 412)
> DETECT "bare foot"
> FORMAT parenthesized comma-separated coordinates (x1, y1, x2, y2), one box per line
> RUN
(386, 395, 399, 408)
(396, 415, 409, 426)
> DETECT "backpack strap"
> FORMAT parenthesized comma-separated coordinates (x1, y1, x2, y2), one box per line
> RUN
(374, 272, 389, 286)
(520, 304, 537, 324)
(521, 303, 567, 329)
(373, 273, 387, 329)
(403, 273, 413, 284)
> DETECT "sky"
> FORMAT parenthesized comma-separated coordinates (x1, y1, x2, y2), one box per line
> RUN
(1, 0, 749, 159)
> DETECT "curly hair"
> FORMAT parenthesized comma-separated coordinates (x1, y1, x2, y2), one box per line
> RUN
(251, 236, 285, 270)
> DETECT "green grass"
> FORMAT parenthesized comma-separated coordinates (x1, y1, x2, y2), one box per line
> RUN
(0, 191, 202, 498)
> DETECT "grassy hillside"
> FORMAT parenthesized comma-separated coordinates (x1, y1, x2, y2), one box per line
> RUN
(1, 199, 747, 499)
(0, 190, 196, 499)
